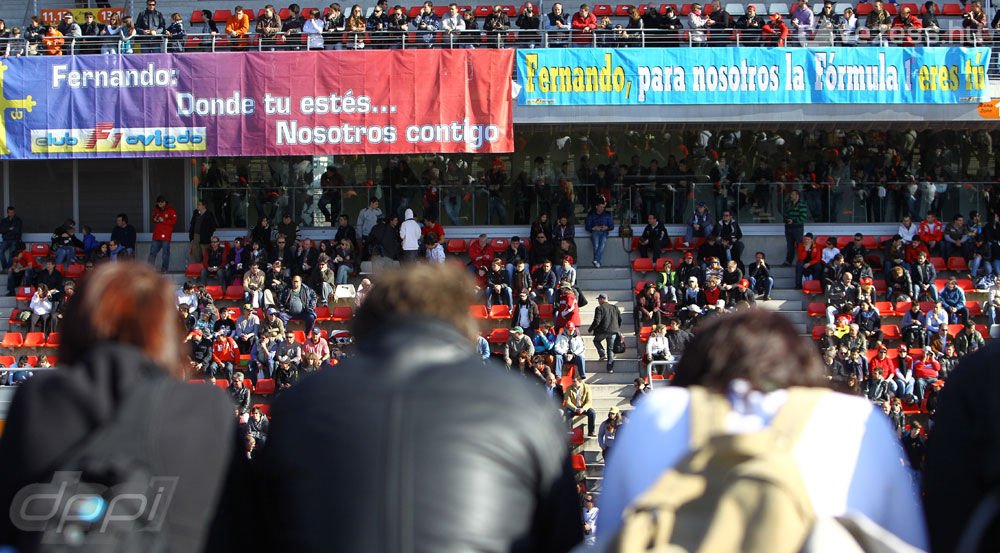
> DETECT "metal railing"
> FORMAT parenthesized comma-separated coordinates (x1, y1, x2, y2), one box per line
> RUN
(193, 180, 1000, 229)
(646, 359, 675, 385)
(4, 26, 996, 56)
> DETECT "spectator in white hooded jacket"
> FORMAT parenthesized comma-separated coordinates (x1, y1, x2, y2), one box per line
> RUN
(399, 208, 422, 262)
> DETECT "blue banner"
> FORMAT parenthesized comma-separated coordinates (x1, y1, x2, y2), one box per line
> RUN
(516, 47, 990, 106)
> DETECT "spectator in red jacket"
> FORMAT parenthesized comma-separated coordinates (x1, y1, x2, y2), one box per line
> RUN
(571, 3, 597, 43)
(904, 235, 930, 265)
(869, 346, 897, 396)
(148, 195, 177, 273)
(762, 12, 789, 45)
(891, 5, 922, 45)
(795, 232, 823, 285)
(912, 348, 940, 400)
(210, 330, 239, 381)
(468, 233, 495, 271)
(918, 212, 944, 254)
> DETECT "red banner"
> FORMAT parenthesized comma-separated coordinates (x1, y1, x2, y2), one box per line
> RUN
(2, 49, 514, 158)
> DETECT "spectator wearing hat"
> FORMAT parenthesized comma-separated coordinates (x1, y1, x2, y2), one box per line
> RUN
(210, 330, 239, 381)
(762, 11, 789, 45)
(503, 326, 535, 369)
(303, 327, 331, 365)
(684, 201, 714, 247)
(590, 293, 622, 373)
(555, 282, 581, 330)
(554, 323, 586, 378)
(727, 278, 756, 308)
(677, 251, 703, 286)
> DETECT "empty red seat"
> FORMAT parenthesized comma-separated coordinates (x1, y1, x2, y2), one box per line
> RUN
(639, 326, 653, 342)
(538, 303, 554, 319)
(594, 3, 614, 15)
(569, 426, 585, 446)
(446, 239, 467, 254)
(966, 301, 983, 316)
(615, 3, 635, 15)
(491, 238, 509, 252)
(330, 306, 353, 322)
(680, 3, 695, 14)
(255, 378, 276, 395)
(874, 279, 888, 294)
(191, 9, 206, 23)
(489, 305, 512, 320)
(802, 280, 823, 295)
(314, 306, 332, 321)
(206, 286, 224, 300)
(488, 327, 510, 343)
(955, 278, 975, 292)
(632, 258, 654, 273)
(24, 355, 37, 367)
(7, 309, 24, 327)
(213, 9, 233, 22)
(2, 332, 23, 348)
(941, 2, 962, 15)
(673, 237, 699, 250)
(224, 284, 244, 300)
(22, 332, 45, 348)
(15, 287, 34, 302)
(855, 2, 874, 14)
(45, 355, 58, 366)
(874, 301, 895, 316)
(806, 302, 826, 317)
(811, 326, 826, 340)
(947, 257, 969, 272)
(929, 257, 946, 271)
(292, 330, 306, 344)
(45, 332, 60, 347)
(469, 305, 489, 319)
(976, 324, 990, 338)
(29, 243, 50, 257)
(634, 280, 653, 295)
(571, 453, 587, 471)
(185, 263, 204, 278)
(0, 355, 13, 367)
(881, 325, 902, 340)
(214, 379, 230, 390)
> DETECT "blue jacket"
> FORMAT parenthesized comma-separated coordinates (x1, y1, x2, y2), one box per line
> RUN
(584, 211, 614, 233)
(939, 285, 966, 310)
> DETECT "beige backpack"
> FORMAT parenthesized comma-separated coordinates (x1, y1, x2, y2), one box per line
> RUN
(603, 386, 921, 553)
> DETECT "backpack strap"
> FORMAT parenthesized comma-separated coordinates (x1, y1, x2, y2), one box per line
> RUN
(764, 387, 830, 452)
(687, 386, 734, 451)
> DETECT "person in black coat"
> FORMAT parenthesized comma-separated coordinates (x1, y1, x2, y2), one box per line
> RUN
(638, 213, 669, 261)
(189, 200, 219, 263)
(589, 293, 622, 373)
(924, 341, 1000, 553)
(366, 215, 402, 260)
(253, 263, 582, 553)
(0, 263, 236, 553)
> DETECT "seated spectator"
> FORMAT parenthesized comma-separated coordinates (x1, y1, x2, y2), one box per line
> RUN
(332, 238, 355, 284)
(35, 259, 63, 292)
(28, 284, 54, 336)
(840, 232, 868, 263)
(210, 330, 239, 381)
(201, 236, 229, 287)
(302, 327, 331, 365)
(553, 322, 586, 378)
(51, 219, 82, 266)
(643, 324, 673, 370)
(886, 265, 912, 304)
(684, 201, 714, 246)
(938, 277, 968, 324)
(423, 233, 445, 263)
(485, 258, 513, 311)
(912, 348, 940, 400)
(554, 256, 576, 286)
(279, 275, 317, 333)
(697, 235, 726, 267)
(511, 290, 540, 333)
(795, 233, 822, 285)
(736, 4, 764, 43)
(503, 236, 529, 280)
(900, 302, 926, 347)
(820, 236, 840, 265)
(229, 372, 251, 414)
(823, 254, 846, 290)
(245, 405, 270, 447)
(919, 212, 944, 254)
(503, 326, 534, 369)
(468, 233, 495, 271)
(969, 233, 991, 279)
(910, 250, 938, 302)
(854, 299, 883, 346)
(638, 213, 668, 261)
(563, 373, 595, 436)
(942, 214, 973, 260)
(868, 345, 897, 398)
(273, 357, 299, 392)
(232, 304, 260, 355)
(250, 333, 277, 380)
(243, 263, 267, 308)
(676, 251, 703, 286)
(953, 320, 985, 357)
(825, 271, 859, 325)
(555, 282, 581, 330)
(747, 251, 773, 301)
(531, 259, 557, 304)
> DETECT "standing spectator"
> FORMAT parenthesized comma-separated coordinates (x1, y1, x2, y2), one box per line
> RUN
(762, 11, 789, 45)
(399, 208, 421, 261)
(0, 207, 22, 273)
(582, 493, 599, 546)
(164, 13, 185, 53)
(110, 213, 136, 258)
(135, 0, 166, 49)
(51, 219, 82, 266)
(24, 17, 43, 55)
(687, 2, 714, 43)
(356, 198, 382, 254)
(790, 0, 814, 45)
(303, 8, 325, 48)
(584, 202, 613, 268)
(441, 3, 465, 45)
(590, 293, 621, 373)
(546, 2, 570, 45)
(783, 189, 808, 265)
(257, 4, 283, 48)
(57, 13, 82, 55)
(413, 1, 440, 46)
(189, 200, 218, 263)
(563, 373, 596, 436)
(42, 26, 64, 56)
(570, 3, 596, 43)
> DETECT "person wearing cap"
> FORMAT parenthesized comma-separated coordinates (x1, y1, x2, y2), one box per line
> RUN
(555, 281, 581, 330)
(676, 251, 703, 286)
(726, 278, 756, 308)
(597, 406, 622, 459)
(590, 293, 622, 373)
(736, 4, 764, 43)
(683, 201, 714, 247)
(511, 289, 540, 334)
(503, 326, 535, 369)
(553, 322, 586, 378)
(210, 330, 239, 381)
(261, 306, 287, 338)
(232, 305, 261, 355)
(303, 327, 331, 365)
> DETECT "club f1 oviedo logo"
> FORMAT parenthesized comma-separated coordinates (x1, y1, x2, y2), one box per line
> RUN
(0, 63, 37, 156)
(9, 471, 178, 545)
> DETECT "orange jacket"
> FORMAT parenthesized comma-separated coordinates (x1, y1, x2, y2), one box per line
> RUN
(43, 31, 64, 55)
(797, 243, 821, 265)
(226, 13, 251, 36)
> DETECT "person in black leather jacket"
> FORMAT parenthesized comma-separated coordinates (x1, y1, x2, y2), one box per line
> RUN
(254, 262, 583, 553)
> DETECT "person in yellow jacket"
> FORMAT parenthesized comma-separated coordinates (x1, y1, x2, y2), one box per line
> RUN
(564, 374, 596, 436)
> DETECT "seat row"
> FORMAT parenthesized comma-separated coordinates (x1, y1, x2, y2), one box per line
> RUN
(801, 277, 978, 296)
(808, 323, 991, 340)
(806, 300, 984, 318)
(0, 355, 56, 368)
(1, 331, 60, 349)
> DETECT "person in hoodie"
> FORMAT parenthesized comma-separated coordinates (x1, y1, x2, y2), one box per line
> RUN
(399, 208, 422, 261)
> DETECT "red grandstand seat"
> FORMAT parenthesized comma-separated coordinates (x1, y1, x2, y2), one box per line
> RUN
(806, 302, 826, 317)
(881, 325, 902, 340)
(571, 453, 587, 471)
(570, 426, 585, 446)
(634, 280, 652, 295)
(487, 327, 510, 343)
(255, 378, 276, 395)
(0, 355, 13, 367)
(45, 355, 58, 366)
(446, 238, 467, 254)
(2, 332, 23, 348)
(884, 3, 897, 13)
(941, 2, 962, 15)
(24, 356, 37, 367)
(895, 301, 913, 316)
(673, 237, 699, 250)
(538, 303, 554, 319)
(214, 379, 230, 390)
(15, 287, 34, 302)
(615, 3, 635, 15)
(292, 330, 306, 344)
(29, 243, 50, 257)
(900, 2, 919, 13)
(206, 285, 224, 300)
(489, 305, 512, 320)
(185, 263, 204, 278)
(966, 301, 983, 317)
(191, 9, 206, 23)
(330, 306, 353, 322)
(976, 324, 990, 338)
(632, 258, 654, 273)
(7, 309, 24, 328)
(594, 3, 614, 15)
(474, 4, 492, 16)
(22, 332, 45, 348)
(213, 9, 233, 22)
(639, 326, 653, 342)
(224, 284, 244, 300)
(947, 257, 969, 272)
(811, 325, 826, 340)
(680, 2, 694, 14)
(654, 258, 675, 272)
(63, 263, 85, 278)
(802, 280, 823, 295)
(947, 325, 961, 338)
(501, 4, 516, 15)
(313, 306, 332, 321)
(873, 279, 887, 294)
(918, 301, 935, 312)
(630, 237, 641, 251)
(45, 332, 60, 348)
(929, 257, 946, 271)
(491, 238, 509, 252)
(253, 403, 272, 417)
(956, 278, 975, 292)
(874, 301, 895, 316)
(855, 2, 874, 14)
(469, 305, 489, 319)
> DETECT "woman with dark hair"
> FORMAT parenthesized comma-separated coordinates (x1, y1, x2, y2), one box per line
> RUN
(0, 262, 238, 553)
(250, 215, 273, 248)
(598, 309, 928, 551)
(27, 283, 54, 336)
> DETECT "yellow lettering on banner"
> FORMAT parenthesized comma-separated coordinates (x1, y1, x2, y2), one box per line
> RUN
(522, 52, 628, 97)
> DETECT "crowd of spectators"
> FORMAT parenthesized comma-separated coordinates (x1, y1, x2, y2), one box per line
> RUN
(6, 0, 998, 56)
